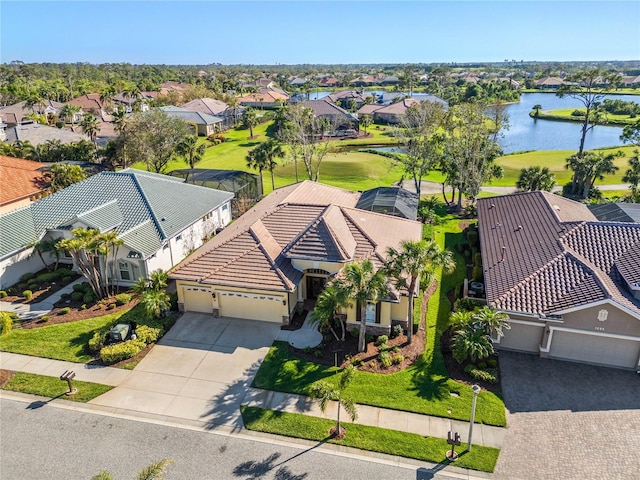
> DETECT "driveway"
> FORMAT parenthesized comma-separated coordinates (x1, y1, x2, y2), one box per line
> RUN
(90, 313, 280, 431)
(494, 351, 640, 480)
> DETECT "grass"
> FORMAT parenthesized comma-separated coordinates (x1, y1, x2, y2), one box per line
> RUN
(0, 312, 125, 363)
(252, 215, 506, 427)
(241, 406, 500, 472)
(2, 371, 113, 402)
(534, 108, 637, 126)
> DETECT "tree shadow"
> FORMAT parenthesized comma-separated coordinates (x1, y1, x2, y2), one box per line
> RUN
(232, 437, 330, 479)
(410, 356, 450, 401)
(239, 141, 262, 148)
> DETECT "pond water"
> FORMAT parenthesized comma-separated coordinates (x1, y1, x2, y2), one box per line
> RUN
(310, 90, 640, 153)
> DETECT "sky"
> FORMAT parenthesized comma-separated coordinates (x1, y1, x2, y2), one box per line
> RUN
(2, 1, 639, 65)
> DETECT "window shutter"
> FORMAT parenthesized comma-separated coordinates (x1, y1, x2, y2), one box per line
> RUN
(375, 302, 381, 324)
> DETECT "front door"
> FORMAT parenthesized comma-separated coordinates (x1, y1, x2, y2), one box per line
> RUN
(306, 276, 326, 300)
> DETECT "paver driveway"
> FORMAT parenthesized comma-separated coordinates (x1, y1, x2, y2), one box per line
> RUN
(494, 351, 640, 480)
(90, 313, 280, 430)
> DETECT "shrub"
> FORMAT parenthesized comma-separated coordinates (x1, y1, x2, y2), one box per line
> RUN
(60, 307, 71, 315)
(378, 351, 392, 368)
(71, 292, 84, 301)
(20, 273, 35, 282)
(304, 347, 313, 354)
(455, 298, 484, 312)
(134, 325, 162, 345)
(28, 281, 39, 290)
(23, 290, 33, 300)
(106, 303, 116, 310)
(392, 346, 400, 353)
(88, 330, 107, 353)
(114, 293, 132, 306)
(36, 272, 59, 283)
(474, 252, 482, 268)
(99, 339, 146, 365)
(467, 230, 478, 247)
(571, 109, 585, 117)
(472, 266, 483, 282)
(464, 364, 474, 374)
(0, 312, 13, 335)
(0, 291, 6, 298)
(392, 354, 404, 365)
(60, 269, 74, 278)
(80, 304, 87, 310)
(82, 293, 95, 304)
(365, 334, 374, 344)
(478, 362, 487, 369)
(487, 358, 498, 368)
(73, 283, 86, 293)
(314, 350, 323, 358)
(391, 324, 403, 338)
(41, 315, 50, 322)
(375, 335, 389, 347)
(349, 328, 359, 338)
(467, 367, 498, 384)
(169, 292, 179, 311)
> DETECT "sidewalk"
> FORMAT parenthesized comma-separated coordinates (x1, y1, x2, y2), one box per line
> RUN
(243, 387, 506, 449)
(0, 277, 85, 320)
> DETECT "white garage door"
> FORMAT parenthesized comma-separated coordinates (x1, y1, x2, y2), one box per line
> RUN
(498, 322, 544, 353)
(183, 287, 213, 313)
(550, 330, 640, 369)
(219, 290, 283, 323)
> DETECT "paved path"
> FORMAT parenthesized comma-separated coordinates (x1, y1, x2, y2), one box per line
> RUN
(0, 277, 85, 319)
(275, 312, 323, 349)
(494, 351, 640, 480)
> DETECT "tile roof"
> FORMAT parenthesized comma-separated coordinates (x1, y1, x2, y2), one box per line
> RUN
(299, 100, 355, 119)
(237, 88, 289, 104)
(478, 192, 640, 317)
(158, 106, 223, 125)
(170, 181, 422, 292)
(5, 123, 90, 146)
(0, 169, 233, 259)
(180, 98, 230, 117)
(67, 94, 104, 112)
(0, 156, 50, 206)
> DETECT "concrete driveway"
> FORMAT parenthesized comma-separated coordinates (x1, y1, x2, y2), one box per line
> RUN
(494, 351, 640, 480)
(90, 313, 280, 431)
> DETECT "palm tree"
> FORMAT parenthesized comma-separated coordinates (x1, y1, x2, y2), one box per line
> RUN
(246, 146, 267, 193)
(313, 282, 348, 341)
(140, 289, 171, 319)
(260, 139, 285, 190)
(27, 240, 50, 270)
(99, 85, 117, 110)
(310, 365, 358, 439)
(516, 166, 556, 192)
(385, 240, 455, 344)
(176, 135, 206, 180)
(532, 104, 542, 117)
(622, 155, 640, 201)
(451, 326, 493, 364)
(60, 104, 81, 128)
(80, 112, 100, 148)
(472, 307, 511, 338)
(242, 107, 258, 138)
(337, 260, 388, 352)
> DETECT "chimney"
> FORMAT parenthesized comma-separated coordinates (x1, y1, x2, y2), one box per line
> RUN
(500, 246, 506, 262)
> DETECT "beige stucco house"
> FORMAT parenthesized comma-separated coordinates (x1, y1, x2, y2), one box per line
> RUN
(170, 181, 422, 333)
(477, 192, 640, 370)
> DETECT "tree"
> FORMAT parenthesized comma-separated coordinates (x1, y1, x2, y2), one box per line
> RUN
(310, 365, 358, 439)
(532, 104, 542, 117)
(557, 68, 622, 158)
(359, 114, 372, 135)
(472, 307, 510, 338)
(46, 163, 87, 192)
(336, 260, 388, 352)
(242, 107, 258, 138)
(451, 326, 493, 364)
(393, 101, 447, 198)
(246, 138, 284, 191)
(27, 239, 62, 271)
(57, 229, 123, 299)
(91, 458, 173, 480)
(59, 103, 81, 127)
(79, 112, 100, 147)
(134, 270, 170, 319)
(516, 166, 556, 192)
(385, 240, 455, 344)
(621, 120, 640, 201)
(123, 109, 190, 173)
(99, 85, 117, 110)
(176, 135, 206, 178)
(313, 282, 348, 342)
(565, 150, 622, 198)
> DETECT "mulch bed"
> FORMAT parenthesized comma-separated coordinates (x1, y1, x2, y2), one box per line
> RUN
(18, 299, 138, 329)
(0, 369, 14, 387)
(3, 269, 81, 304)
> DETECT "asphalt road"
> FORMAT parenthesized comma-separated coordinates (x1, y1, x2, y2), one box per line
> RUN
(0, 398, 458, 480)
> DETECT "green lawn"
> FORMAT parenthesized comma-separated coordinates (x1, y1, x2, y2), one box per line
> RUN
(253, 215, 506, 427)
(2, 371, 112, 402)
(534, 108, 637, 126)
(0, 313, 125, 363)
(241, 406, 499, 472)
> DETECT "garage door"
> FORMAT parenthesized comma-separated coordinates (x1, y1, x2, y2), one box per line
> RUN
(219, 290, 283, 323)
(498, 322, 544, 353)
(183, 287, 213, 313)
(550, 330, 640, 369)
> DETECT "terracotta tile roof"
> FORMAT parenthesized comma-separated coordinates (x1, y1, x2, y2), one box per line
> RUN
(237, 88, 289, 104)
(478, 192, 640, 316)
(67, 94, 103, 112)
(169, 181, 422, 292)
(180, 98, 230, 116)
(0, 156, 49, 206)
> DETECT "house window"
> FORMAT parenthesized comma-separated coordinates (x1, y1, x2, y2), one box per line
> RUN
(222, 204, 228, 212)
(118, 260, 139, 282)
(357, 301, 381, 324)
(176, 234, 182, 242)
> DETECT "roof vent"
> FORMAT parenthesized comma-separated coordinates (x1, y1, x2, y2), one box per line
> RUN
(516, 225, 523, 231)
(161, 217, 166, 221)
(490, 203, 495, 209)
(500, 246, 506, 262)
(553, 205, 560, 211)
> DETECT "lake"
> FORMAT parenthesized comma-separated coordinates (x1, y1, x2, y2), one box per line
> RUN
(310, 90, 640, 153)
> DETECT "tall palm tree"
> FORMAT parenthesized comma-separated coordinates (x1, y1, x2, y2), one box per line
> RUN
(385, 240, 455, 344)
(246, 146, 267, 193)
(260, 139, 285, 190)
(80, 112, 100, 148)
(176, 135, 206, 180)
(242, 107, 258, 138)
(60, 104, 81, 128)
(313, 282, 348, 341)
(310, 365, 358, 439)
(99, 85, 117, 110)
(337, 260, 388, 352)
(516, 166, 556, 192)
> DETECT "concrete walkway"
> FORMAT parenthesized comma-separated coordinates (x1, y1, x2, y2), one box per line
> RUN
(0, 277, 85, 320)
(243, 387, 505, 449)
(275, 312, 323, 349)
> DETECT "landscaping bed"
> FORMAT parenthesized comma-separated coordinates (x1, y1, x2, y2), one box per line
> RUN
(1, 267, 81, 303)
(19, 298, 137, 329)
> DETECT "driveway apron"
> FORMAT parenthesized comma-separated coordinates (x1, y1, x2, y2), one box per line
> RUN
(89, 313, 280, 431)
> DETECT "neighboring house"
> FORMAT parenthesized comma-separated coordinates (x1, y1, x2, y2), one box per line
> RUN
(237, 88, 290, 109)
(180, 98, 241, 129)
(255, 78, 275, 88)
(324, 90, 371, 109)
(5, 123, 90, 146)
(381, 75, 400, 86)
(67, 94, 105, 116)
(289, 77, 309, 87)
(169, 181, 422, 330)
(477, 191, 640, 370)
(299, 100, 359, 133)
(0, 169, 234, 289)
(0, 100, 65, 127)
(320, 77, 340, 87)
(535, 77, 565, 89)
(372, 95, 448, 124)
(0, 156, 50, 214)
(158, 106, 224, 136)
(356, 103, 383, 118)
(159, 81, 191, 95)
(111, 93, 151, 113)
(622, 75, 640, 88)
